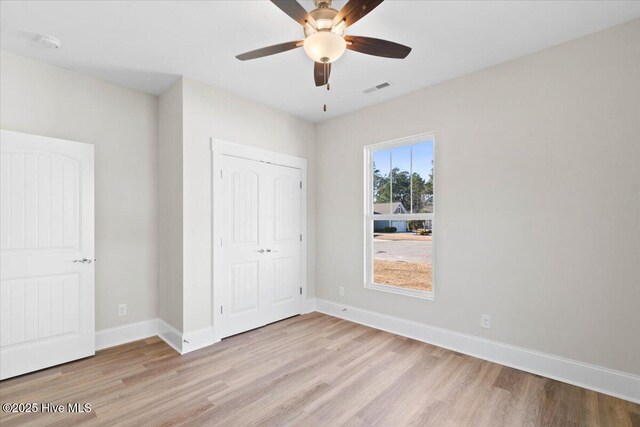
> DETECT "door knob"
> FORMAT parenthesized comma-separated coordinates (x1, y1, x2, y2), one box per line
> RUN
(266, 249, 278, 253)
(256, 249, 265, 254)
(73, 258, 93, 264)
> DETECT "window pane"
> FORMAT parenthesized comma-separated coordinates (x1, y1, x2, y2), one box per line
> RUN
(411, 142, 434, 214)
(372, 150, 390, 215)
(391, 145, 411, 214)
(372, 222, 432, 291)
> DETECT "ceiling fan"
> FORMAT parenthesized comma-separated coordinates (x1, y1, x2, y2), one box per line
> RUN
(236, 0, 412, 89)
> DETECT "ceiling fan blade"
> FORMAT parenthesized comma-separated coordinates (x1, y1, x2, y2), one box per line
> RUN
(270, 0, 317, 28)
(332, 0, 383, 29)
(314, 62, 331, 87)
(236, 41, 303, 61)
(345, 36, 411, 59)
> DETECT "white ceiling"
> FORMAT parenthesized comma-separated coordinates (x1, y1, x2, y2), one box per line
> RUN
(2, 1, 640, 123)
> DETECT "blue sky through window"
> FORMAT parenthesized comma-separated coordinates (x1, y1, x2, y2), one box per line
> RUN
(373, 141, 433, 180)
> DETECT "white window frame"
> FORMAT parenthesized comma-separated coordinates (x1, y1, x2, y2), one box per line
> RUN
(364, 132, 435, 300)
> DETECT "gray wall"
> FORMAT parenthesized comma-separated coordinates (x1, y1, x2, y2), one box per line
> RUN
(1, 51, 159, 331)
(315, 20, 640, 375)
(181, 77, 316, 333)
(157, 79, 184, 331)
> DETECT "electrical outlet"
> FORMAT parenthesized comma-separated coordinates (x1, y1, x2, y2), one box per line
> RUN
(118, 304, 127, 317)
(481, 314, 491, 329)
(339, 286, 345, 297)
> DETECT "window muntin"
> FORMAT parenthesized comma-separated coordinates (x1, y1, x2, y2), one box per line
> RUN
(365, 135, 434, 299)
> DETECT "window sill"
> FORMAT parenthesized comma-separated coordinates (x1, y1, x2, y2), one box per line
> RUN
(365, 282, 434, 300)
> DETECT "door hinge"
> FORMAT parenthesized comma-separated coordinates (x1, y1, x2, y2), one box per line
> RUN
(299, 287, 302, 295)
(300, 234, 303, 242)
(300, 181, 302, 189)
(220, 305, 223, 314)
(220, 237, 223, 246)
(220, 170, 223, 179)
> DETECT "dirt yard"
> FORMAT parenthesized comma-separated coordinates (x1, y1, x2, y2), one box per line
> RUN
(374, 259, 432, 292)
(374, 233, 432, 242)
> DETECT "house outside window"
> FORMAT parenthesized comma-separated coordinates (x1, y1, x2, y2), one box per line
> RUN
(364, 134, 435, 299)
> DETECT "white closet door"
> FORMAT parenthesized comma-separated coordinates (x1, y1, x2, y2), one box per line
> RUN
(263, 163, 302, 323)
(220, 155, 265, 337)
(0, 130, 95, 380)
(220, 155, 301, 338)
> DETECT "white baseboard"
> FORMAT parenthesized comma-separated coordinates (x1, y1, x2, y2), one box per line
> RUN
(303, 298, 317, 314)
(315, 298, 640, 404)
(157, 319, 183, 354)
(95, 318, 189, 355)
(94, 319, 221, 355)
(182, 326, 217, 354)
(95, 319, 158, 351)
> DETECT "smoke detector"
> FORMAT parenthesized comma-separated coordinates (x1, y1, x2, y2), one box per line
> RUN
(36, 35, 61, 49)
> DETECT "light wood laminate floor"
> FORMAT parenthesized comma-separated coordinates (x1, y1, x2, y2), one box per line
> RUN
(1, 312, 638, 426)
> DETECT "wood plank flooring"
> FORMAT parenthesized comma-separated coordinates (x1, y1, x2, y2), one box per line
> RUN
(1, 312, 638, 426)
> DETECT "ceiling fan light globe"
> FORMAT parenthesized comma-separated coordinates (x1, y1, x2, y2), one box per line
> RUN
(303, 32, 346, 63)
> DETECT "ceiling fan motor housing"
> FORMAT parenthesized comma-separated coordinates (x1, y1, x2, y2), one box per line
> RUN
(314, 0, 333, 8)
(304, 6, 343, 37)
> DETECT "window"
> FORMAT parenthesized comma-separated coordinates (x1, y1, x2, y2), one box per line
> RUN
(365, 134, 434, 299)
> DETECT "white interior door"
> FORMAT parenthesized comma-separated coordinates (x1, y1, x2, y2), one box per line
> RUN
(0, 130, 94, 380)
(220, 155, 301, 338)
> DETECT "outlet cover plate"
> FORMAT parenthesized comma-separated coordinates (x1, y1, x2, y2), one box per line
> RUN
(481, 314, 491, 329)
